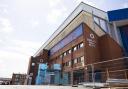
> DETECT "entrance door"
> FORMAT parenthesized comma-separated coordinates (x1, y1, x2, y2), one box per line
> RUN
(63, 72, 70, 85)
(50, 75, 54, 84)
(88, 70, 102, 82)
(95, 71, 102, 82)
(73, 70, 84, 84)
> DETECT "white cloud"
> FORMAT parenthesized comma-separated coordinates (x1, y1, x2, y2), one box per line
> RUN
(0, 4, 8, 15)
(47, 9, 62, 23)
(123, 3, 128, 8)
(0, 39, 40, 77)
(31, 20, 39, 28)
(47, 6, 67, 24)
(3, 8, 8, 14)
(4, 39, 40, 56)
(75, 0, 104, 9)
(0, 50, 26, 60)
(0, 8, 8, 14)
(0, 4, 8, 8)
(0, 39, 2, 43)
(0, 50, 28, 78)
(0, 18, 10, 26)
(48, 0, 61, 7)
(75, 0, 83, 4)
(12, 40, 40, 50)
(0, 18, 13, 33)
(1, 26, 13, 33)
(75, 0, 94, 5)
(0, 59, 3, 64)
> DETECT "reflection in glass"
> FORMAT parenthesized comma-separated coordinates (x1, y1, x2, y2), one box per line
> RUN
(50, 24, 83, 55)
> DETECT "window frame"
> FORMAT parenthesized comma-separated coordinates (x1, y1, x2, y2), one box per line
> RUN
(73, 46, 77, 51)
(79, 42, 84, 48)
(68, 49, 72, 54)
(74, 58, 77, 64)
(63, 52, 67, 56)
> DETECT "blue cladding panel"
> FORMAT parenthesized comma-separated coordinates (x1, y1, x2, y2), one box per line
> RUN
(50, 24, 83, 55)
(36, 76, 42, 85)
(53, 64, 61, 70)
(108, 8, 128, 21)
(36, 70, 47, 85)
(39, 64, 48, 70)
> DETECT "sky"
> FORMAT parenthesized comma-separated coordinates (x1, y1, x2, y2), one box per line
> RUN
(0, 0, 128, 78)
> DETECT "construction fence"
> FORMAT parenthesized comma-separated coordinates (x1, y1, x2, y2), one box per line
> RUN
(75, 57, 128, 84)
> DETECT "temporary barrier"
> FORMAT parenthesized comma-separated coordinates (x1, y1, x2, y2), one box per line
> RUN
(36, 63, 62, 85)
(36, 64, 48, 85)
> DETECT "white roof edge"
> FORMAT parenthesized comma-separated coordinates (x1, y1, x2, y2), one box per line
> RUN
(33, 2, 107, 57)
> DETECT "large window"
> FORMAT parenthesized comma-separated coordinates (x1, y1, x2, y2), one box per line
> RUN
(32, 63, 35, 66)
(63, 52, 67, 56)
(73, 56, 84, 65)
(94, 16, 100, 25)
(94, 16, 108, 32)
(68, 49, 72, 54)
(73, 46, 77, 51)
(65, 61, 71, 67)
(50, 24, 83, 55)
(100, 19, 108, 32)
(78, 42, 84, 48)
(74, 58, 77, 64)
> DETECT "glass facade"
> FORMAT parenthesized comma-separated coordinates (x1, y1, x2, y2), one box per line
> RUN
(119, 25, 128, 56)
(94, 16, 108, 33)
(50, 24, 83, 55)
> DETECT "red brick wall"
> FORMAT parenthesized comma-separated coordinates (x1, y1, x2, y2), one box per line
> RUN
(99, 34, 123, 61)
(83, 24, 101, 64)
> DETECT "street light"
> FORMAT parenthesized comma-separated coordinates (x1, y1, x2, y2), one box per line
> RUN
(91, 64, 95, 88)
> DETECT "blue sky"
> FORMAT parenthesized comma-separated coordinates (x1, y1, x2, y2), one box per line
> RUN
(0, 0, 128, 78)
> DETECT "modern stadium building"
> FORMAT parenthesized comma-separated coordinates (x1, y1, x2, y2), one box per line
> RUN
(27, 2, 128, 85)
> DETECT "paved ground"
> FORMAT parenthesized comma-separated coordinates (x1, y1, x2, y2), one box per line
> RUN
(0, 85, 127, 89)
(0, 85, 92, 89)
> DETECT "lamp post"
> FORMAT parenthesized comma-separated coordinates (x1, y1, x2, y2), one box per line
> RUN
(91, 64, 95, 88)
(85, 67, 88, 82)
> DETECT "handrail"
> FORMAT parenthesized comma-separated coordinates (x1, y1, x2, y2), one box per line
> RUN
(84, 57, 128, 67)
